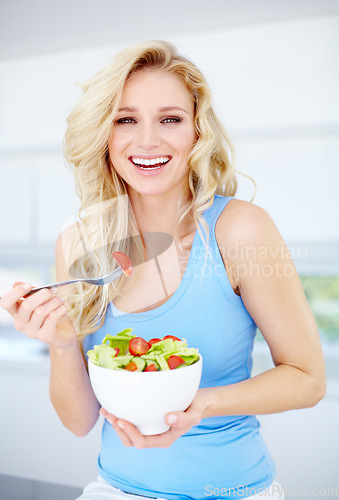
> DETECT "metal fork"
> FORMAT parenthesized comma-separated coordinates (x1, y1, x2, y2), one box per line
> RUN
(0, 266, 123, 300)
(0, 266, 126, 299)
(0, 251, 133, 300)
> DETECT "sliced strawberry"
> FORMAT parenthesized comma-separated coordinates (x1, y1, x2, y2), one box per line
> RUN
(167, 355, 186, 370)
(148, 338, 162, 346)
(112, 251, 133, 277)
(124, 361, 138, 371)
(144, 363, 158, 372)
(129, 337, 150, 356)
(163, 335, 181, 342)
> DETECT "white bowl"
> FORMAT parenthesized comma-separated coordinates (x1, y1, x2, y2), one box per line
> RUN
(88, 356, 203, 435)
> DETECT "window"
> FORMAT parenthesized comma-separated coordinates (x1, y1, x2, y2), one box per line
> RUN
(253, 275, 339, 379)
(300, 276, 339, 342)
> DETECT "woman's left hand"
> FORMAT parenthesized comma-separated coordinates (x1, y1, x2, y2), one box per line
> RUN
(99, 389, 208, 448)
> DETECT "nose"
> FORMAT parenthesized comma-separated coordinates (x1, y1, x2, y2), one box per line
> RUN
(136, 121, 161, 150)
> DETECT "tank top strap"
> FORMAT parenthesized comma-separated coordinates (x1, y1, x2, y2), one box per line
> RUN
(202, 195, 235, 229)
(194, 195, 242, 306)
(195, 195, 236, 276)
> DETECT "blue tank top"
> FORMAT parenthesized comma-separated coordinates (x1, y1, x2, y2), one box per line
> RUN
(83, 195, 276, 499)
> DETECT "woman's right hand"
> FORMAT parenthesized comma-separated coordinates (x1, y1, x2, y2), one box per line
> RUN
(0, 281, 77, 350)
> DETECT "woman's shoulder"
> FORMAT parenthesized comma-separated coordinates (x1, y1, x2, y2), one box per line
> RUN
(216, 198, 280, 252)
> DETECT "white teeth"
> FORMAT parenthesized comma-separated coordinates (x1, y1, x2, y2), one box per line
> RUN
(139, 165, 163, 170)
(131, 156, 170, 166)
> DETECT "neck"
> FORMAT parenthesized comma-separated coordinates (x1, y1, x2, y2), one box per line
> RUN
(128, 190, 193, 237)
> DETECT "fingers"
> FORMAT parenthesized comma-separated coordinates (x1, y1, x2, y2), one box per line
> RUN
(114, 420, 149, 449)
(13, 281, 24, 287)
(100, 413, 185, 449)
(110, 420, 134, 448)
(14, 288, 60, 332)
(99, 402, 203, 449)
(99, 409, 133, 447)
(27, 293, 62, 327)
(28, 300, 67, 340)
(164, 411, 197, 440)
(114, 419, 176, 449)
(0, 282, 33, 317)
(0, 282, 66, 342)
(166, 406, 200, 431)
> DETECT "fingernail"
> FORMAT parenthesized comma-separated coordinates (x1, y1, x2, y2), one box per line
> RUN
(117, 421, 124, 430)
(23, 283, 32, 290)
(51, 287, 58, 295)
(167, 414, 177, 424)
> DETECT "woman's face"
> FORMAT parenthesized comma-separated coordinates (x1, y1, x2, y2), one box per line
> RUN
(108, 69, 196, 199)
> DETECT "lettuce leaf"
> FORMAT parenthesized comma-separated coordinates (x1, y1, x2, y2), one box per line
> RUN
(87, 344, 133, 369)
(101, 329, 135, 356)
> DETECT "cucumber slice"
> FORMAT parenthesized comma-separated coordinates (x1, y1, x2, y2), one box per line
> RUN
(144, 358, 160, 370)
(132, 357, 147, 372)
(146, 359, 160, 370)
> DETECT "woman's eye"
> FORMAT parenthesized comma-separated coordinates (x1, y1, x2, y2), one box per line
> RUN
(116, 117, 136, 124)
(161, 117, 182, 124)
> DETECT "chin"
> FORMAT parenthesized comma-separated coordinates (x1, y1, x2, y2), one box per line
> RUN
(133, 187, 169, 197)
(126, 179, 172, 198)
(125, 173, 189, 199)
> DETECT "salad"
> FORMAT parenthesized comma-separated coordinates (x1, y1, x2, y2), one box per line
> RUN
(87, 329, 200, 372)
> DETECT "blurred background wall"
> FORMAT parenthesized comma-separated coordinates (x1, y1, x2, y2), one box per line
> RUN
(0, 1, 338, 498)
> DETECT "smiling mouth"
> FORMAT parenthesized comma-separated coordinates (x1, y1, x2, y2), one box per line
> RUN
(129, 156, 171, 170)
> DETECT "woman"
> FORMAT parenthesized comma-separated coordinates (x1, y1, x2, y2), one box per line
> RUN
(0, 41, 326, 499)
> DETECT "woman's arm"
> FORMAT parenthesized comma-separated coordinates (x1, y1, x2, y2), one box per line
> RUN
(48, 231, 100, 436)
(204, 199, 327, 416)
(49, 341, 100, 437)
(0, 229, 100, 437)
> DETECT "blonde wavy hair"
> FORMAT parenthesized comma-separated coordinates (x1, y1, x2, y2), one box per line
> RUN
(63, 40, 248, 342)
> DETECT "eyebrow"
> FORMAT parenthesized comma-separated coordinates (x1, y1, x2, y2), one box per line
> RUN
(117, 106, 189, 115)
(159, 106, 189, 115)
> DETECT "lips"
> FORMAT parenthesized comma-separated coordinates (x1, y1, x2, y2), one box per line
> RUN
(129, 155, 171, 170)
